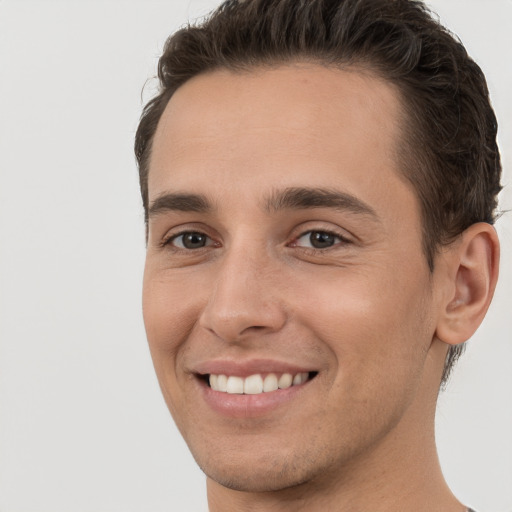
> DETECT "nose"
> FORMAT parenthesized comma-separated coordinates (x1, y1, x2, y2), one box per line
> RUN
(198, 245, 287, 343)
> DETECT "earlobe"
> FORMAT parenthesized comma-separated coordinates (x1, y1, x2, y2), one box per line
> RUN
(435, 223, 500, 346)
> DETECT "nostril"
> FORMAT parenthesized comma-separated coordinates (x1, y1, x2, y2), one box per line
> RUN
(247, 325, 268, 332)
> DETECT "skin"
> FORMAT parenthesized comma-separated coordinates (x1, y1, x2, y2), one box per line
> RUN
(142, 64, 498, 511)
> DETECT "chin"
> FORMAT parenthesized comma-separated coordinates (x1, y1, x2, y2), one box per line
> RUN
(201, 461, 314, 493)
(190, 437, 338, 494)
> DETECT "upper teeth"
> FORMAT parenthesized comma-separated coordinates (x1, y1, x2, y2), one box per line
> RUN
(209, 372, 310, 394)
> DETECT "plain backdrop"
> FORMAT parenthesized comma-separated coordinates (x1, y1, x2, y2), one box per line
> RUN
(0, 1, 511, 511)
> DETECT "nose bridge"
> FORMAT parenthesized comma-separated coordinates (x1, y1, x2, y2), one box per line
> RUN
(199, 239, 286, 342)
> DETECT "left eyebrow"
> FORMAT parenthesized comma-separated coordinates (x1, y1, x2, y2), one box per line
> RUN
(265, 187, 380, 221)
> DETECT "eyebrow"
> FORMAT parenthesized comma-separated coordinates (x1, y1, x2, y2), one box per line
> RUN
(265, 187, 379, 220)
(147, 187, 379, 223)
(148, 192, 213, 219)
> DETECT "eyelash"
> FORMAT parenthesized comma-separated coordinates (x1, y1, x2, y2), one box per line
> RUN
(290, 229, 352, 250)
(162, 231, 216, 250)
(162, 228, 351, 252)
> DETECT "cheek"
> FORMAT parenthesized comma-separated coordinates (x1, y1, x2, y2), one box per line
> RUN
(143, 262, 199, 331)
(298, 269, 435, 442)
(142, 270, 206, 424)
(142, 269, 203, 375)
(297, 264, 434, 386)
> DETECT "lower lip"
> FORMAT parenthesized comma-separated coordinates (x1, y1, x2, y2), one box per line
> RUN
(198, 378, 312, 418)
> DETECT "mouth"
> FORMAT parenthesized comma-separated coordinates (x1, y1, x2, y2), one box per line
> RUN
(199, 371, 319, 395)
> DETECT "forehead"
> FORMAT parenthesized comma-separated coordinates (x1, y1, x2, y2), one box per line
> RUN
(149, 64, 412, 217)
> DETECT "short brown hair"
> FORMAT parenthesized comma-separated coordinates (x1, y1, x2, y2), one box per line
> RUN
(135, 0, 502, 383)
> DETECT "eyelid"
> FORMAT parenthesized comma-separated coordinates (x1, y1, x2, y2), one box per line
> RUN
(173, 232, 214, 249)
(288, 222, 354, 245)
(160, 226, 218, 249)
(158, 223, 353, 251)
(292, 229, 350, 248)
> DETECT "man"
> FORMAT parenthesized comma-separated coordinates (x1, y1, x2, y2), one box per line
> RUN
(135, 0, 501, 510)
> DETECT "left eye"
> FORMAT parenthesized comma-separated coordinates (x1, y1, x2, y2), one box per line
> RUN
(293, 230, 347, 249)
(170, 232, 213, 249)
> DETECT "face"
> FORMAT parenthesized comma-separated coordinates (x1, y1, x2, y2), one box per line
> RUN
(143, 65, 445, 493)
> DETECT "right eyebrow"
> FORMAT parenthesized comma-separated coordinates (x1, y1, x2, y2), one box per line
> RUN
(147, 192, 213, 220)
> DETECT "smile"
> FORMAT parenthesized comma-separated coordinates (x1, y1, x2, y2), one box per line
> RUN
(208, 372, 313, 395)
(194, 364, 319, 417)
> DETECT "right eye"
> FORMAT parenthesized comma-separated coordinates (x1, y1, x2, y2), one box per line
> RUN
(168, 231, 214, 250)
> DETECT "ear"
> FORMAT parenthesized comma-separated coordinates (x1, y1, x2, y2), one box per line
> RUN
(435, 223, 500, 346)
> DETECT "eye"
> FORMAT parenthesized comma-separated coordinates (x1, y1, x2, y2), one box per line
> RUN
(169, 231, 213, 250)
(293, 230, 349, 249)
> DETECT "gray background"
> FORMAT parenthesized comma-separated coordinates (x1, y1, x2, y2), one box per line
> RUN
(0, 1, 511, 511)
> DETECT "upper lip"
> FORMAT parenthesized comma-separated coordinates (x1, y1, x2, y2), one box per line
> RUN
(192, 358, 317, 378)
